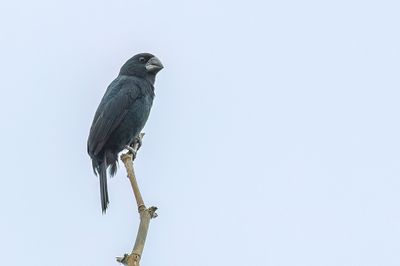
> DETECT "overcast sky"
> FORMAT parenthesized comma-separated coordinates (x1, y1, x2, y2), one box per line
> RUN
(1, 0, 400, 265)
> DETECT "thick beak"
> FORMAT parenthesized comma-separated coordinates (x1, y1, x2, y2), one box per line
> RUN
(145, 56, 164, 73)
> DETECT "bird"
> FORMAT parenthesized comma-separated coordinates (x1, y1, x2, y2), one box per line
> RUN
(87, 53, 163, 213)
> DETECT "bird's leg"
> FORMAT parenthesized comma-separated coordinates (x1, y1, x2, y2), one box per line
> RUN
(130, 135, 143, 151)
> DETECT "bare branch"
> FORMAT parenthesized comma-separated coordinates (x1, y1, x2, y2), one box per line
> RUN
(116, 133, 158, 266)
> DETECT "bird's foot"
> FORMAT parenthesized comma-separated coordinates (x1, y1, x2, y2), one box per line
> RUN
(125, 145, 137, 158)
(124, 133, 145, 160)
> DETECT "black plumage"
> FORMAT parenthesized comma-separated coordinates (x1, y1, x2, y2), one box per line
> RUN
(87, 53, 163, 213)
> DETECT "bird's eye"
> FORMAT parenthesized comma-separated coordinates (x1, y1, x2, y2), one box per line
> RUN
(139, 57, 146, 63)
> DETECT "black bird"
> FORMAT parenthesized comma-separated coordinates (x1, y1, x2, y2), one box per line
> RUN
(87, 53, 163, 213)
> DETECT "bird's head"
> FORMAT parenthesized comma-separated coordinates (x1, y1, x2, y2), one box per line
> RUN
(119, 53, 164, 83)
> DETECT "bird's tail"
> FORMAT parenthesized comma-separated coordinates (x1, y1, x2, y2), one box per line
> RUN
(93, 154, 109, 213)
(99, 156, 109, 213)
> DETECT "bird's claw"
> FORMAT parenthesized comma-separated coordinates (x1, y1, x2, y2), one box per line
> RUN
(125, 133, 144, 159)
(125, 145, 137, 158)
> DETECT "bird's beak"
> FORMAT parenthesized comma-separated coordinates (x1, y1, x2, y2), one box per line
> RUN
(145, 56, 164, 73)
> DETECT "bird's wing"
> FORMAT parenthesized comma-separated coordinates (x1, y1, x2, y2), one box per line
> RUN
(88, 77, 140, 156)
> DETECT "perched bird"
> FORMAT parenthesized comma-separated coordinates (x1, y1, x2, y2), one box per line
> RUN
(87, 53, 163, 213)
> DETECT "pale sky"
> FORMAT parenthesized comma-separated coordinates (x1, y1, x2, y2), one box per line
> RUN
(1, 0, 400, 265)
